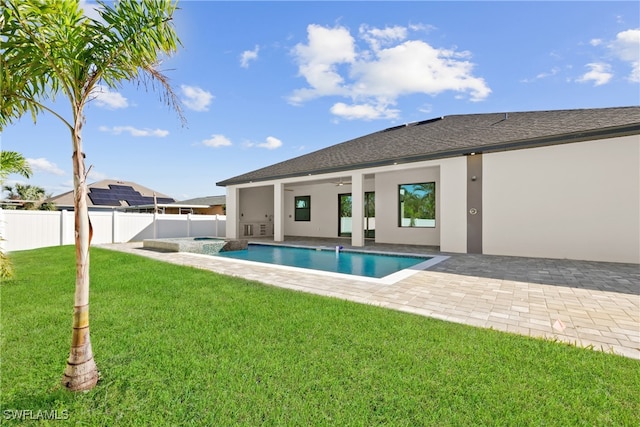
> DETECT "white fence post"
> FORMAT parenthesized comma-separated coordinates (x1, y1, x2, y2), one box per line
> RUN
(60, 210, 66, 246)
(153, 212, 157, 239)
(63, 210, 74, 245)
(112, 210, 117, 243)
(187, 213, 192, 237)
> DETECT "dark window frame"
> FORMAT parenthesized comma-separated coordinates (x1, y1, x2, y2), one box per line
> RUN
(398, 182, 436, 228)
(294, 195, 311, 221)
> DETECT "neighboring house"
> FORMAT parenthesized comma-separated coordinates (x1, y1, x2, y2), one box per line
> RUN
(47, 179, 175, 211)
(124, 195, 226, 215)
(216, 106, 640, 264)
(168, 195, 226, 215)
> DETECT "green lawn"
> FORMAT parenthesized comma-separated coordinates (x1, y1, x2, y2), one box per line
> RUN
(1, 246, 638, 426)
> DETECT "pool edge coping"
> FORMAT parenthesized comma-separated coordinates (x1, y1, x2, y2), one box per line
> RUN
(185, 242, 450, 285)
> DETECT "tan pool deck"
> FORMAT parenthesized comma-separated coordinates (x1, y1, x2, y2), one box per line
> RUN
(100, 237, 640, 360)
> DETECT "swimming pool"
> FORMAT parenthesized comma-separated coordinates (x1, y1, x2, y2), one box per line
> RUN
(216, 244, 436, 279)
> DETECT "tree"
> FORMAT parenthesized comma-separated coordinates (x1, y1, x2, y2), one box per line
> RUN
(0, 151, 32, 181)
(0, 151, 32, 279)
(3, 183, 53, 210)
(0, 0, 184, 391)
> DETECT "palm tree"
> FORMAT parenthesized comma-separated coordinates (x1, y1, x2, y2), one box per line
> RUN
(0, 151, 32, 181)
(0, 0, 184, 391)
(0, 151, 32, 279)
(3, 183, 49, 209)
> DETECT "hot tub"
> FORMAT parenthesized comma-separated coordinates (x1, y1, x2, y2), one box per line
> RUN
(142, 237, 248, 255)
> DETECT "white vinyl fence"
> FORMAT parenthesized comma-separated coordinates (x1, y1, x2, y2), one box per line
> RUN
(0, 209, 226, 252)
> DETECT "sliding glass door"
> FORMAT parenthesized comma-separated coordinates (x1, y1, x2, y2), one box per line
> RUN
(338, 193, 352, 237)
(364, 191, 375, 238)
(338, 192, 375, 238)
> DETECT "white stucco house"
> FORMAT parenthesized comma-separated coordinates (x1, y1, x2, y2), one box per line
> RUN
(216, 106, 640, 264)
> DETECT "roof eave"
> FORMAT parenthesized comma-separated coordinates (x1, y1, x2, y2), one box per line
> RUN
(216, 123, 640, 187)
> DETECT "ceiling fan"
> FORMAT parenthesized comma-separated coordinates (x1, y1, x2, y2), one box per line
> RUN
(333, 178, 352, 186)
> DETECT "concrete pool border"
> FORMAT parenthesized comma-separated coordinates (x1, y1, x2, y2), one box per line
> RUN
(189, 244, 450, 285)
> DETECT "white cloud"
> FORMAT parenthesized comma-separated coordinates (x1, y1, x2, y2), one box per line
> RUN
(180, 85, 214, 112)
(608, 28, 640, 82)
(289, 24, 356, 104)
(240, 45, 260, 68)
(330, 102, 400, 121)
(521, 67, 561, 83)
(202, 134, 232, 148)
(589, 38, 603, 47)
(576, 62, 613, 86)
(91, 85, 128, 109)
(257, 136, 282, 150)
(288, 24, 491, 118)
(408, 23, 436, 34)
(245, 136, 283, 150)
(27, 158, 65, 176)
(99, 125, 169, 137)
(536, 67, 560, 79)
(351, 40, 491, 102)
(359, 24, 408, 52)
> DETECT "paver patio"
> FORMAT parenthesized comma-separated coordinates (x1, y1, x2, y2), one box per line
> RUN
(101, 239, 639, 359)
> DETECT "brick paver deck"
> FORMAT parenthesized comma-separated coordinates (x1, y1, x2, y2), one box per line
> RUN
(100, 240, 639, 359)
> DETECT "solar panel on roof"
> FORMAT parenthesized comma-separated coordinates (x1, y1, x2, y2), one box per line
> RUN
(87, 184, 175, 207)
(88, 194, 121, 206)
(108, 185, 131, 191)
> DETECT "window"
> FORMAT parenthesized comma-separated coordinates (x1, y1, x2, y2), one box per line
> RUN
(398, 183, 435, 227)
(295, 195, 311, 221)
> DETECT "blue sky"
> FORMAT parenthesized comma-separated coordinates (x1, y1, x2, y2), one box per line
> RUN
(1, 1, 638, 201)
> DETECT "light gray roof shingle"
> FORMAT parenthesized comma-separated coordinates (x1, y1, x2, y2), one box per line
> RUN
(174, 195, 226, 206)
(217, 106, 640, 186)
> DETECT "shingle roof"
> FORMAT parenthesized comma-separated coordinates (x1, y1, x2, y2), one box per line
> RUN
(217, 106, 640, 186)
(174, 195, 226, 206)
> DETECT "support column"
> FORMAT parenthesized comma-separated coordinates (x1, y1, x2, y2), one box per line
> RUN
(273, 182, 284, 242)
(226, 187, 239, 239)
(351, 172, 365, 247)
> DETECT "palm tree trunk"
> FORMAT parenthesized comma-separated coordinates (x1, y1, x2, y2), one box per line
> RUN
(61, 116, 99, 391)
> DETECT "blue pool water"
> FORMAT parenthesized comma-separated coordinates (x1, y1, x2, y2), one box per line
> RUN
(216, 244, 431, 278)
